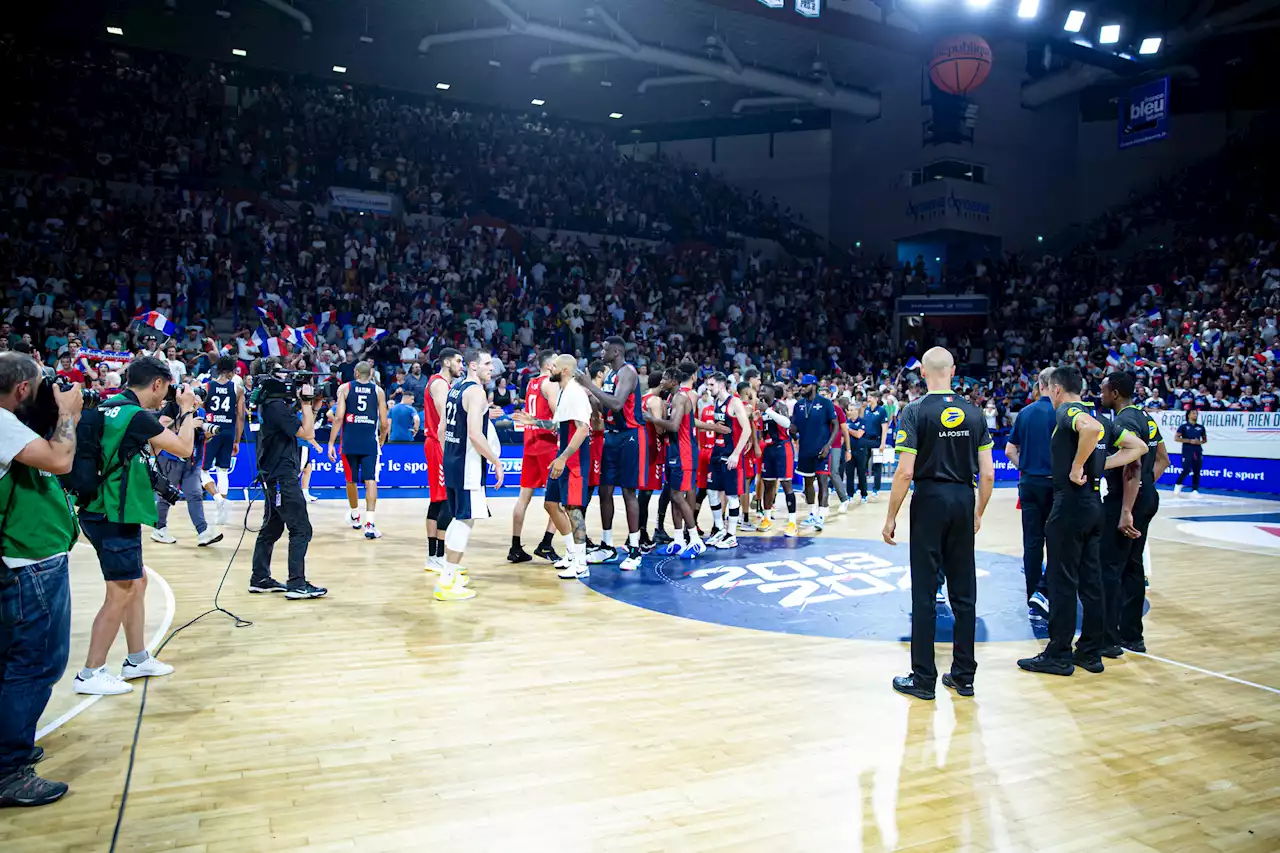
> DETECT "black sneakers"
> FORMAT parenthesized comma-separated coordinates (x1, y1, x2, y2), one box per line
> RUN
(942, 673, 974, 697)
(1017, 653, 1075, 676)
(652, 529, 673, 546)
(26, 747, 44, 765)
(285, 582, 328, 600)
(248, 578, 287, 594)
(1120, 638, 1147, 653)
(1100, 644, 1125, 659)
(891, 674, 936, 700)
(507, 545, 533, 564)
(533, 541, 560, 563)
(0, 767, 68, 807)
(1073, 652, 1105, 673)
(639, 533, 655, 553)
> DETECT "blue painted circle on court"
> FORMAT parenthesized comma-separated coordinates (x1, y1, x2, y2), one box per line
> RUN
(583, 536, 1059, 642)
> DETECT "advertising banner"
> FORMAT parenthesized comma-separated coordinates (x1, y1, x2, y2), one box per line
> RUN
(327, 187, 396, 215)
(896, 296, 990, 316)
(1118, 76, 1170, 150)
(794, 0, 821, 16)
(1151, 410, 1280, 460)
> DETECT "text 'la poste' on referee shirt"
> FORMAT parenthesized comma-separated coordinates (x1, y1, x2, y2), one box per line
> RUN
(894, 391, 992, 484)
(1008, 395, 1054, 479)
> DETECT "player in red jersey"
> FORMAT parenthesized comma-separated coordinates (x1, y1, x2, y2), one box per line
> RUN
(508, 350, 561, 564)
(693, 398, 717, 533)
(737, 383, 762, 531)
(423, 348, 463, 573)
(704, 375, 753, 550)
(638, 385, 667, 552)
(758, 384, 799, 536)
(647, 362, 717, 557)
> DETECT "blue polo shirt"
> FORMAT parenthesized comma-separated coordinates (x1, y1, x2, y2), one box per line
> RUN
(1008, 396, 1054, 479)
(860, 406, 888, 449)
(389, 402, 418, 441)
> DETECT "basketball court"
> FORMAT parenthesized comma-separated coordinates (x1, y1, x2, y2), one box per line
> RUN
(2, 486, 1277, 852)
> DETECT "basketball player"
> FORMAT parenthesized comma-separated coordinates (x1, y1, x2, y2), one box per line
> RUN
(583, 337, 645, 570)
(742, 367, 765, 520)
(516, 355, 593, 579)
(327, 361, 389, 539)
(423, 348, 462, 573)
(585, 360, 607, 551)
(704, 374, 753, 550)
(202, 355, 243, 524)
(637, 380, 667, 552)
(758, 384, 799, 536)
(646, 362, 705, 558)
(437, 349, 505, 601)
(694, 395, 717, 535)
(792, 374, 840, 532)
(508, 350, 561, 564)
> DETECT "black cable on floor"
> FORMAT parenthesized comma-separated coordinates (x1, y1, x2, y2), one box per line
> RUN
(108, 495, 259, 852)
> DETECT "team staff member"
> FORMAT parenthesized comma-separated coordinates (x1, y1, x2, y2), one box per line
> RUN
(847, 400, 871, 503)
(1173, 410, 1207, 495)
(1018, 366, 1147, 677)
(509, 350, 560, 565)
(883, 348, 994, 701)
(864, 392, 889, 498)
(1004, 367, 1055, 619)
(328, 361, 389, 539)
(0, 353, 81, 806)
(1100, 372, 1169, 656)
(388, 391, 420, 442)
(792, 374, 839, 532)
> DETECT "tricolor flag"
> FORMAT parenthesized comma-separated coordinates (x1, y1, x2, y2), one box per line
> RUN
(134, 310, 177, 338)
(1190, 340, 1203, 358)
(1107, 350, 1122, 368)
(364, 327, 390, 344)
(253, 325, 286, 358)
(283, 325, 317, 350)
(1255, 350, 1277, 364)
(904, 356, 921, 371)
(1146, 284, 1162, 298)
(316, 310, 338, 331)
(254, 306, 276, 323)
(1145, 308, 1162, 322)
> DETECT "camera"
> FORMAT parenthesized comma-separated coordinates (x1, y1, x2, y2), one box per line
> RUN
(146, 453, 185, 505)
(17, 368, 101, 439)
(249, 371, 320, 410)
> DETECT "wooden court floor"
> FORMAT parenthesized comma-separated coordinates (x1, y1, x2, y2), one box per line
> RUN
(3, 487, 1278, 853)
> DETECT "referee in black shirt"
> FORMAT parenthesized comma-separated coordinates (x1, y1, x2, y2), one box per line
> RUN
(1018, 366, 1146, 677)
(883, 348, 995, 701)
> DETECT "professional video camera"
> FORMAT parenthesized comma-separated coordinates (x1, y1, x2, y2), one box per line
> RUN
(17, 367, 101, 439)
(248, 370, 320, 410)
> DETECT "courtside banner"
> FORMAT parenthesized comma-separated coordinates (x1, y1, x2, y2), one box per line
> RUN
(225, 442, 523, 491)
(1152, 410, 1280, 460)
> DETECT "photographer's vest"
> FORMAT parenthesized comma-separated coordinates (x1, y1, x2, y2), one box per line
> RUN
(83, 397, 160, 526)
(0, 461, 79, 565)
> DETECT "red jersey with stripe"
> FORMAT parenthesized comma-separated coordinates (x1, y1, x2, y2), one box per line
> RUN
(523, 374, 556, 448)
(589, 426, 605, 487)
(669, 389, 699, 466)
(697, 404, 717, 453)
(422, 373, 447, 442)
(602, 364, 643, 430)
(639, 393, 663, 489)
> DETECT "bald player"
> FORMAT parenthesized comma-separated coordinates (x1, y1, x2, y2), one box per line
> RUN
(328, 360, 389, 539)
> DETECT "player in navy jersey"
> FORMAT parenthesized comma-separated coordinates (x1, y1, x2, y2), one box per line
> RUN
(327, 361, 389, 539)
(703, 374, 752, 550)
(583, 337, 645, 570)
(791, 374, 840, 532)
(437, 349, 505, 601)
(202, 356, 244, 524)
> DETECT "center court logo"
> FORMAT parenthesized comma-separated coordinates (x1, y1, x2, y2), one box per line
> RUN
(582, 537, 1050, 642)
(940, 407, 966, 428)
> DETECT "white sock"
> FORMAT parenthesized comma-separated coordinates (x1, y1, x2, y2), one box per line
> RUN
(602, 530, 613, 547)
(711, 506, 723, 529)
(366, 511, 376, 525)
(349, 509, 360, 519)
(441, 561, 459, 585)
(627, 531, 639, 548)
(818, 506, 828, 521)
(764, 507, 774, 520)
(728, 513, 738, 536)
(688, 529, 703, 547)
(788, 511, 798, 523)
(562, 534, 576, 553)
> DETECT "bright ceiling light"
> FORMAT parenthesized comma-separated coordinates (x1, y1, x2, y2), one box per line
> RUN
(1099, 24, 1121, 44)
(436, 82, 451, 90)
(231, 48, 247, 57)
(966, 0, 993, 8)
(1139, 36, 1162, 54)
(332, 65, 347, 73)
(1017, 0, 1039, 18)
(1071, 37, 1093, 48)
(531, 98, 546, 106)
(1064, 10, 1086, 32)
(609, 112, 624, 119)
(106, 26, 124, 36)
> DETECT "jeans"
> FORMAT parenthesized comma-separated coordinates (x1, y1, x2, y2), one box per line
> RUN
(0, 555, 71, 778)
(827, 448, 849, 502)
(155, 455, 208, 534)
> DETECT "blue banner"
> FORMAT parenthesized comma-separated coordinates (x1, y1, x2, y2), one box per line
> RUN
(896, 296, 989, 316)
(990, 449, 1280, 495)
(1118, 76, 1170, 150)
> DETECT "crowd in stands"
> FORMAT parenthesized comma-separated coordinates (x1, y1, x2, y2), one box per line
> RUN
(2, 41, 1277, 448)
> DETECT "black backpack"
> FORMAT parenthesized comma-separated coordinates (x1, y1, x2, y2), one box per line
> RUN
(62, 401, 131, 506)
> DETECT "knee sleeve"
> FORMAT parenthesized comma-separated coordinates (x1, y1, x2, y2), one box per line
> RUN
(444, 519, 473, 552)
(427, 500, 443, 522)
(727, 495, 740, 511)
(199, 469, 215, 487)
(785, 491, 797, 513)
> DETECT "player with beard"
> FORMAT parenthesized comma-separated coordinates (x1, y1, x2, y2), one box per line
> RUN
(791, 374, 839, 532)
(694, 394, 718, 537)
(704, 374, 752, 550)
(637, 376, 670, 552)
(583, 337, 645, 570)
(646, 362, 706, 558)
(423, 348, 463, 575)
(758, 384, 799, 535)
(508, 350, 561, 564)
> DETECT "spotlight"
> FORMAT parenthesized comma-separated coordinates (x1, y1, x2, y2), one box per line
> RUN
(332, 65, 347, 73)
(1017, 0, 1039, 19)
(1064, 10, 1086, 32)
(232, 48, 247, 57)
(1139, 37, 1162, 55)
(966, 0, 993, 8)
(1099, 24, 1121, 44)
(609, 112, 624, 119)
(436, 82, 451, 90)
(106, 26, 124, 35)
(531, 98, 545, 106)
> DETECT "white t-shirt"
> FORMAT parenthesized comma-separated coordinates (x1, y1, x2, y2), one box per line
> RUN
(0, 408, 39, 481)
(553, 382, 592, 428)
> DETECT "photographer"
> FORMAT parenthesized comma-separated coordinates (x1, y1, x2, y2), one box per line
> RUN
(149, 392, 223, 548)
(74, 356, 195, 697)
(248, 372, 327, 600)
(0, 353, 81, 806)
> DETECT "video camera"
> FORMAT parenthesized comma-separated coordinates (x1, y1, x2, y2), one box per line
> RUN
(248, 370, 321, 410)
(18, 367, 102, 440)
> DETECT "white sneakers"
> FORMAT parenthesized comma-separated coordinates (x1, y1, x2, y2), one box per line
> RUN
(619, 552, 642, 571)
(713, 534, 739, 549)
(214, 494, 229, 526)
(122, 657, 175, 680)
(363, 522, 382, 540)
(74, 657, 175, 695)
(150, 528, 177, 544)
(305, 491, 319, 503)
(196, 528, 224, 547)
(349, 512, 362, 529)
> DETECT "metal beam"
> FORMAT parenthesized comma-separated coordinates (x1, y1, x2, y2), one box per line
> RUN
(587, 6, 641, 54)
(732, 96, 804, 113)
(418, 27, 514, 53)
(707, 34, 743, 75)
(257, 0, 312, 34)
(637, 74, 718, 93)
(529, 52, 617, 74)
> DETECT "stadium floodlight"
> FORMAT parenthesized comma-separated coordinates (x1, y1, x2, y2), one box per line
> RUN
(966, 0, 993, 8)
(232, 48, 247, 57)
(1099, 24, 1121, 44)
(1017, 0, 1039, 19)
(531, 98, 546, 106)
(1139, 37, 1162, 54)
(1064, 10, 1086, 32)
(106, 26, 124, 35)
(436, 82, 451, 90)
(609, 112, 624, 119)
(332, 65, 347, 73)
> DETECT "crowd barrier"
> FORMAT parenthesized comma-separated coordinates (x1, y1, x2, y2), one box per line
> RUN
(219, 443, 1280, 496)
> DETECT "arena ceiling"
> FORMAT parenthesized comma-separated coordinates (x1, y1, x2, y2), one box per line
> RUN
(18, 0, 1280, 129)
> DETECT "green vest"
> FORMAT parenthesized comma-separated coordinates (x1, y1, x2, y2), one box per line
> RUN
(0, 461, 79, 563)
(83, 397, 160, 526)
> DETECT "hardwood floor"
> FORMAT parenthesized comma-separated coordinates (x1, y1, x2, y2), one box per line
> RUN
(4, 488, 1278, 852)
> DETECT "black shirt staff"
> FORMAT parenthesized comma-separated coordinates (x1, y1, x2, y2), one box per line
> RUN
(883, 347, 995, 701)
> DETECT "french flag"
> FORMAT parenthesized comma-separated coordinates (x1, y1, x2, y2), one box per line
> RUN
(1107, 350, 1122, 368)
(316, 310, 338, 331)
(255, 306, 276, 323)
(1190, 340, 1203, 358)
(1256, 350, 1277, 364)
(253, 326, 286, 358)
(135, 310, 177, 338)
(364, 327, 390, 344)
(1147, 284, 1162, 298)
(904, 356, 921, 371)
(283, 325, 317, 350)
(1145, 308, 1161, 322)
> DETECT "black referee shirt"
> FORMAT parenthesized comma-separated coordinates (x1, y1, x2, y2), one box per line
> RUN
(1104, 405, 1162, 500)
(894, 391, 992, 484)
(1051, 401, 1130, 498)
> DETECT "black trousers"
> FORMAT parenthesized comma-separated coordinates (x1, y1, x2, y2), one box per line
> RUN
(251, 478, 313, 586)
(1018, 476, 1053, 601)
(1176, 451, 1202, 489)
(908, 482, 977, 686)
(1044, 494, 1105, 660)
(1101, 491, 1158, 646)
(849, 447, 870, 498)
